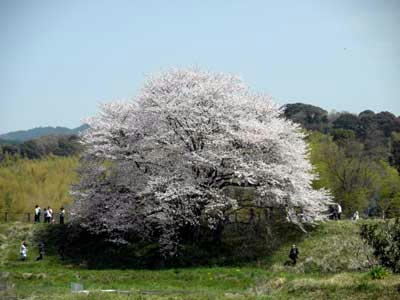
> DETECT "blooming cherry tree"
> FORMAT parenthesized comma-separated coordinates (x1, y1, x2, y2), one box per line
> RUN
(71, 69, 331, 255)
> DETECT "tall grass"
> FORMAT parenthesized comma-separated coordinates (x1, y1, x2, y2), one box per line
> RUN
(0, 155, 79, 214)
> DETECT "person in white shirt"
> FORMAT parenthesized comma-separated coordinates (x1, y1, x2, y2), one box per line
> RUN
(34, 205, 41, 223)
(20, 241, 28, 261)
(352, 211, 359, 221)
(48, 207, 53, 223)
(337, 204, 342, 220)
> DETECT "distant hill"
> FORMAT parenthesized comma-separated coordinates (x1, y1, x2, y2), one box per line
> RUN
(0, 124, 89, 142)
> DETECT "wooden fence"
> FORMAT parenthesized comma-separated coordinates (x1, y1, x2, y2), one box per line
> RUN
(0, 207, 288, 224)
(0, 212, 69, 223)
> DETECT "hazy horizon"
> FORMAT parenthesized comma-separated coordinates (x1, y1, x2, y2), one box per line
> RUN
(1, 0, 399, 133)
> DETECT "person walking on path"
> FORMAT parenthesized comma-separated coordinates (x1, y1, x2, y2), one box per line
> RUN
(20, 241, 28, 261)
(289, 244, 299, 265)
(34, 205, 41, 223)
(59, 207, 65, 224)
(337, 203, 342, 220)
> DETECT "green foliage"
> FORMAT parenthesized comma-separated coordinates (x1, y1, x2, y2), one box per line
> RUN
(308, 132, 376, 214)
(390, 132, 400, 172)
(308, 131, 400, 218)
(330, 128, 355, 146)
(375, 161, 400, 218)
(0, 156, 79, 214)
(360, 218, 400, 273)
(368, 266, 388, 280)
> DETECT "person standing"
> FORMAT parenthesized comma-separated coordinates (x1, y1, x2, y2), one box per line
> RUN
(36, 242, 45, 261)
(48, 207, 53, 223)
(34, 205, 41, 223)
(328, 205, 334, 220)
(337, 203, 342, 220)
(20, 241, 28, 261)
(352, 211, 359, 221)
(289, 244, 299, 265)
(59, 207, 65, 224)
(43, 208, 48, 223)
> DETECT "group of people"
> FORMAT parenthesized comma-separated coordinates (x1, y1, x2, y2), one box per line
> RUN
(20, 205, 66, 261)
(328, 203, 342, 220)
(19, 241, 45, 261)
(328, 203, 361, 221)
(34, 205, 65, 224)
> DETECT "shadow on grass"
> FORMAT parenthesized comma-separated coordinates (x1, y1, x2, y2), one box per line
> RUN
(33, 218, 310, 270)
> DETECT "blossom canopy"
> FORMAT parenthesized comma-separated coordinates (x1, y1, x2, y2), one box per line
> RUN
(71, 68, 331, 255)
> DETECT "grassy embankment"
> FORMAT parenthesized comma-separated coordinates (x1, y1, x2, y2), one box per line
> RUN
(1, 220, 399, 300)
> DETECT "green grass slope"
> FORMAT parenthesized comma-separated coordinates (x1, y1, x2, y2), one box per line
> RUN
(0, 220, 399, 300)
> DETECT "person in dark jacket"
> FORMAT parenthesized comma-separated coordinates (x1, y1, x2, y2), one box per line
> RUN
(59, 207, 65, 224)
(289, 244, 299, 265)
(43, 208, 49, 223)
(36, 242, 45, 261)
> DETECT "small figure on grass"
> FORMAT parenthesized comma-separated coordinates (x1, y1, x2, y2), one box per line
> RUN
(20, 241, 28, 261)
(289, 244, 299, 266)
(36, 242, 45, 261)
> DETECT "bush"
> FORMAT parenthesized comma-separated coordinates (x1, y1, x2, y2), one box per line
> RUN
(360, 218, 400, 273)
(368, 266, 388, 280)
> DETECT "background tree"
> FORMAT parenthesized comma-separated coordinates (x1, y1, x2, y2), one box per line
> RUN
(375, 161, 400, 219)
(308, 132, 377, 215)
(390, 132, 400, 172)
(283, 103, 329, 132)
(71, 69, 331, 256)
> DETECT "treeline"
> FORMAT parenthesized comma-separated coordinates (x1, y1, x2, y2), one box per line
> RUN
(284, 103, 400, 169)
(284, 103, 400, 218)
(0, 134, 83, 161)
(0, 155, 79, 213)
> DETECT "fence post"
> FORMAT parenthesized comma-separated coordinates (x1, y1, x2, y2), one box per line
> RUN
(27, 213, 31, 222)
(5, 212, 8, 222)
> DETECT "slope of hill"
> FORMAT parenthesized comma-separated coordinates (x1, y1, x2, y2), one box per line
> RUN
(0, 220, 399, 299)
(0, 124, 89, 142)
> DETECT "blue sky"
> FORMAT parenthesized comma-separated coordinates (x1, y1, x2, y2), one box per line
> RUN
(1, 0, 399, 133)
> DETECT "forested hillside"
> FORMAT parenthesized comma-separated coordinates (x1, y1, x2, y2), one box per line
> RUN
(0, 134, 83, 161)
(0, 124, 89, 142)
(284, 103, 400, 218)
